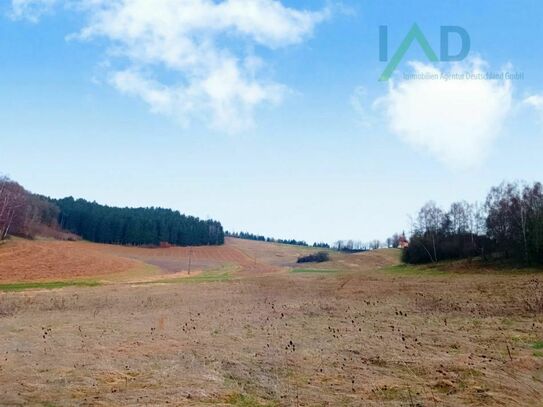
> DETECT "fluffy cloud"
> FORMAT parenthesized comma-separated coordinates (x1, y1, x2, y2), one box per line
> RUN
(522, 93, 543, 127)
(524, 94, 543, 109)
(10, 0, 58, 21)
(11, 0, 328, 132)
(376, 59, 513, 169)
(111, 64, 285, 131)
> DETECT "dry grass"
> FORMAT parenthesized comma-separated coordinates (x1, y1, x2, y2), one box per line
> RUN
(0, 237, 275, 284)
(0, 239, 143, 283)
(0, 239, 542, 406)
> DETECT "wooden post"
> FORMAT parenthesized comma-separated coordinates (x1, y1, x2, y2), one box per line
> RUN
(188, 248, 192, 275)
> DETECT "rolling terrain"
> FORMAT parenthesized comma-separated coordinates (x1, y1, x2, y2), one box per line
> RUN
(0, 237, 322, 284)
(0, 238, 542, 406)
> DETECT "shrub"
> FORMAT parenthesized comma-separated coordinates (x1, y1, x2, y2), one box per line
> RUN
(297, 251, 330, 263)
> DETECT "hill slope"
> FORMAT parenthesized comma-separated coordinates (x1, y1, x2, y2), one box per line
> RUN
(0, 237, 400, 283)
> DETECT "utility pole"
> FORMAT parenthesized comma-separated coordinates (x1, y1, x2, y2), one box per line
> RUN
(188, 248, 192, 275)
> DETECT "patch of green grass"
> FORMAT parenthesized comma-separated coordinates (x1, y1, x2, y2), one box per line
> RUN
(381, 264, 448, 277)
(183, 272, 232, 283)
(531, 341, 543, 350)
(291, 268, 339, 274)
(0, 280, 100, 292)
(533, 351, 543, 357)
(386, 259, 543, 277)
(155, 272, 232, 285)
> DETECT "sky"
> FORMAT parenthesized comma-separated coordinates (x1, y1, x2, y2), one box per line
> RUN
(1, 0, 543, 244)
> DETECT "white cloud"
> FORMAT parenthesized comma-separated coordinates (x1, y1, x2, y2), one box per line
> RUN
(523, 94, 543, 109)
(375, 59, 513, 169)
(522, 93, 543, 126)
(10, 0, 58, 22)
(11, 0, 328, 132)
(111, 63, 285, 132)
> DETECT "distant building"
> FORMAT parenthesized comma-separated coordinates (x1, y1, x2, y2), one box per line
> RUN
(398, 235, 409, 249)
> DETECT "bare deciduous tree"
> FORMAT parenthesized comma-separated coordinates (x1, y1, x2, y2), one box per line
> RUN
(0, 176, 27, 240)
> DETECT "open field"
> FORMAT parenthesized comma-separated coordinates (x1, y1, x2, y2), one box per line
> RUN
(0, 238, 542, 405)
(0, 237, 285, 284)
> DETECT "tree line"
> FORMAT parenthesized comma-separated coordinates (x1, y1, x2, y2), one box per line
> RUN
(333, 240, 381, 252)
(55, 197, 224, 246)
(403, 181, 543, 265)
(0, 175, 224, 247)
(226, 231, 330, 248)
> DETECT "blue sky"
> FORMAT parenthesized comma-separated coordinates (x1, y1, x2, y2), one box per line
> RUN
(1, 0, 543, 244)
